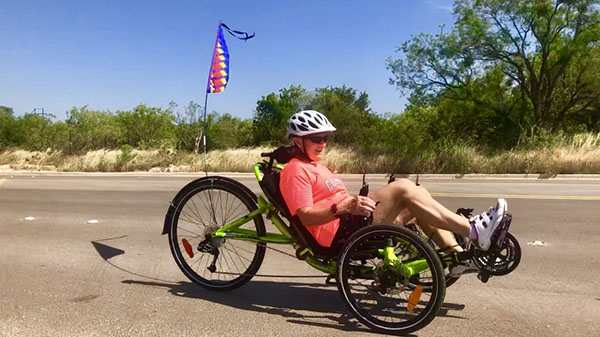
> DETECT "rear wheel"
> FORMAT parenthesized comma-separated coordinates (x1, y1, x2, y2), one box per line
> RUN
(166, 177, 266, 291)
(337, 224, 445, 334)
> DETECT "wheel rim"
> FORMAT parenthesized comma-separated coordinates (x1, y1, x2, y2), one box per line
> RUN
(171, 184, 264, 287)
(339, 229, 443, 330)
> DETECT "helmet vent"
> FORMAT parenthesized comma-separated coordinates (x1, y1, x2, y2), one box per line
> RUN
(285, 110, 336, 137)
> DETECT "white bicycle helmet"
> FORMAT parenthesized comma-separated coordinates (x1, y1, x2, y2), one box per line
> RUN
(286, 110, 336, 137)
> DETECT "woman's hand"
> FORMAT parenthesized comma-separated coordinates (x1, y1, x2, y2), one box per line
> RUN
(338, 195, 376, 216)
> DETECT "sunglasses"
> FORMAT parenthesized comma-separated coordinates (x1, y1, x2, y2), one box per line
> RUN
(305, 135, 329, 144)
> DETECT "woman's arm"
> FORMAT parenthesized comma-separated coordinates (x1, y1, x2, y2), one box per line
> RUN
(296, 195, 376, 227)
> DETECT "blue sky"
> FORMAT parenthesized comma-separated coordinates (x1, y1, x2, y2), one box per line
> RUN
(1, 0, 454, 120)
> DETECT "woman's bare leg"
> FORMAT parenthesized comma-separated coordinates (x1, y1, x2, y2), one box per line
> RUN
(418, 223, 463, 253)
(371, 178, 470, 238)
(392, 208, 413, 225)
(411, 185, 464, 253)
(391, 206, 463, 253)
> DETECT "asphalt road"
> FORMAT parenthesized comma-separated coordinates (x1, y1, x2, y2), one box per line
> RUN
(1, 173, 599, 337)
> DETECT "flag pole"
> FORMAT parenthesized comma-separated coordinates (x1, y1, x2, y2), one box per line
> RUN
(198, 21, 252, 177)
(197, 21, 222, 176)
(202, 92, 209, 177)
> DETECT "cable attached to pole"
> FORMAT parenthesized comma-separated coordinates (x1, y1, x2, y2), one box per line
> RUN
(202, 93, 209, 177)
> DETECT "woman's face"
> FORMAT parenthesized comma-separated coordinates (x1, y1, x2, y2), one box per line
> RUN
(295, 133, 329, 162)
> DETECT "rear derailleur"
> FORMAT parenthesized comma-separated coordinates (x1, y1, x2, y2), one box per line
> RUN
(197, 232, 224, 273)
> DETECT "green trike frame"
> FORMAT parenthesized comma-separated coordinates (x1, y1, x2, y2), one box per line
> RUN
(162, 148, 520, 334)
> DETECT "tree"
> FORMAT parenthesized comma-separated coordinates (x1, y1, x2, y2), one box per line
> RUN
(0, 106, 17, 148)
(116, 104, 175, 148)
(252, 85, 310, 145)
(388, 0, 600, 133)
(66, 106, 120, 153)
(13, 113, 55, 150)
(312, 85, 377, 148)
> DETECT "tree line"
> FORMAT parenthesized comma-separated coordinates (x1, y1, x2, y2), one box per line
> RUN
(0, 85, 387, 154)
(1, 0, 598, 160)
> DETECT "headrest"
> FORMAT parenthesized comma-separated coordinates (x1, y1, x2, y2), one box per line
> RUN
(261, 146, 306, 165)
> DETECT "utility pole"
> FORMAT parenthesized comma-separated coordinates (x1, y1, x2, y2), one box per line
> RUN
(31, 107, 47, 149)
(31, 107, 45, 118)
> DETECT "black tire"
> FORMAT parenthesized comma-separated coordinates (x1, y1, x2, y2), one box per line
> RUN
(166, 176, 266, 291)
(337, 224, 446, 334)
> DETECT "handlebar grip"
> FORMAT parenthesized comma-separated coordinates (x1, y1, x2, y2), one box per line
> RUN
(359, 174, 369, 196)
(359, 184, 369, 196)
(260, 152, 272, 158)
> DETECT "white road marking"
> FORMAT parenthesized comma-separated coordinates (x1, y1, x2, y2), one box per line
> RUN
(431, 192, 600, 201)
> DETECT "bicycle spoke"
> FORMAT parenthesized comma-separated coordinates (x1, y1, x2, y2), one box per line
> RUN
(197, 189, 217, 226)
(227, 242, 258, 257)
(177, 226, 203, 237)
(224, 200, 245, 226)
(222, 246, 243, 276)
(187, 197, 207, 229)
(178, 207, 208, 229)
(222, 244, 253, 264)
(169, 179, 265, 290)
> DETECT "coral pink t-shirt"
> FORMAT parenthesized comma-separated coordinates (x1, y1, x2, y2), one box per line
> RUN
(279, 157, 348, 247)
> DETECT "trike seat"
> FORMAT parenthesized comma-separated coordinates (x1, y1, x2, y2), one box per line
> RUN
(258, 146, 345, 258)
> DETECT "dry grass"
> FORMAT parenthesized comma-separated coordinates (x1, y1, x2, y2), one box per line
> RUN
(1, 133, 599, 174)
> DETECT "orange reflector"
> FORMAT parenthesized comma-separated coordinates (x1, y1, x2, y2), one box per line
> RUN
(407, 285, 423, 312)
(182, 239, 194, 258)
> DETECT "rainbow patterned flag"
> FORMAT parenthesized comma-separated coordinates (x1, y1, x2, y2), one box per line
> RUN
(206, 23, 254, 94)
(207, 25, 229, 94)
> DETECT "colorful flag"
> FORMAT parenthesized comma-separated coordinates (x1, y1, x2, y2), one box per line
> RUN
(206, 23, 254, 94)
(207, 25, 229, 94)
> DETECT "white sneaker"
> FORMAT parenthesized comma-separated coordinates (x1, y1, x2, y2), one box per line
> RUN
(470, 199, 507, 251)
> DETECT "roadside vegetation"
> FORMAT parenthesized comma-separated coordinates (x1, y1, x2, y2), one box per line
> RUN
(1, 133, 599, 174)
(1, 0, 599, 174)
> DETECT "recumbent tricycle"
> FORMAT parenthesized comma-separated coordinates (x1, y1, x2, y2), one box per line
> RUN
(162, 146, 521, 334)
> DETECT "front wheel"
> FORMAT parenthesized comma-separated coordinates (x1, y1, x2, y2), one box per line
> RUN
(166, 176, 266, 291)
(337, 224, 446, 334)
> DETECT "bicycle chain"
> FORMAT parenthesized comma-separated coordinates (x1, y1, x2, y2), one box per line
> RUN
(212, 243, 330, 279)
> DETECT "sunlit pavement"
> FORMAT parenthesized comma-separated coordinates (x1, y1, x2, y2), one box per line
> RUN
(1, 173, 599, 336)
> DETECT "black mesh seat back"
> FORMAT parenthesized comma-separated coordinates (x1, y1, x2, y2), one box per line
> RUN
(257, 148, 342, 258)
(257, 146, 301, 220)
(258, 165, 314, 250)
(258, 166, 292, 219)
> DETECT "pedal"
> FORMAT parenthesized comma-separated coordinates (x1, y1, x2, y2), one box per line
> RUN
(469, 213, 512, 254)
(471, 214, 521, 277)
(490, 214, 512, 252)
